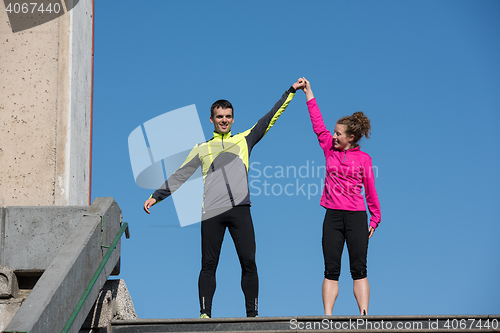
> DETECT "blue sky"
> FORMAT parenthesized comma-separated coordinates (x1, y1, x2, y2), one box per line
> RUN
(92, 0, 500, 318)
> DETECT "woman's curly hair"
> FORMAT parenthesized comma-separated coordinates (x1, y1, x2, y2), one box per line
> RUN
(337, 111, 371, 145)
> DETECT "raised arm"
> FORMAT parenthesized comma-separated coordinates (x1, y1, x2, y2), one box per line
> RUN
(303, 77, 315, 102)
(244, 79, 305, 149)
(303, 78, 333, 153)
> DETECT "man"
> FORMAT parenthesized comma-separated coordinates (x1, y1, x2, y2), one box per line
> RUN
(143, 79, 305, 318)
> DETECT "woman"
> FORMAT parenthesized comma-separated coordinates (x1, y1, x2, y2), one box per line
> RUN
(302, 78, 381, 315)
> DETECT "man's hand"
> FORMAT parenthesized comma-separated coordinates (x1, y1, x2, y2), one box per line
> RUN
(143, 198, 157, 214)
(292, 78, 305, 91)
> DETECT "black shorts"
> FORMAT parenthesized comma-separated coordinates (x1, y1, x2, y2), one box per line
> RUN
(322, 209, 369, 281)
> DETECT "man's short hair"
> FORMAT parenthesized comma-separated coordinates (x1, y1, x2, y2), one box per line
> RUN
(211, 100, 233, 118)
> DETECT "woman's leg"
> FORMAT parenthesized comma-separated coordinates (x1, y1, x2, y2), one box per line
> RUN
(345, 211, 370, 314)
(322, 278, 339, 315)
(353, 277, 370, 315)
(322, 209, 345, 315)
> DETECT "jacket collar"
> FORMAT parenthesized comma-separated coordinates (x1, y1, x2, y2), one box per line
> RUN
(213, 131, 232, 140)
(333, 145, 361, 152)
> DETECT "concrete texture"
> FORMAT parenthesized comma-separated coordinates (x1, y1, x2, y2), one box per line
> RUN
(110, 315, 500, 333)
(0, 266, 18, 299)
(0, 298, 23, 332)
(64, 0, 94, 206)
(0, 206, 88, 270)
(4, 197, 123, 333)
(82, 279, 138, 330)
(0, 208, 4, 269)
(0, 0, 93, 207)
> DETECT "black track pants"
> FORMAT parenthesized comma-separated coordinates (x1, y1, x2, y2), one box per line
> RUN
(322, 209, 369, 281)
(198, 205, 258, 317)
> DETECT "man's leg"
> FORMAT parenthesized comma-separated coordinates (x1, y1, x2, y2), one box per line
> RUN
(199, 210, 226, 317)
(226, 206, 259, 317)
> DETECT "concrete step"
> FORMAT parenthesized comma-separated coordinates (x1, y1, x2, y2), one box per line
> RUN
(111, 315, 500, 332)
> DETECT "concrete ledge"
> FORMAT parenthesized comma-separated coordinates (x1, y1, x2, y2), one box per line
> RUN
(0, 298, 24, 332)
(110, 314, 500, 333)
(82, 279, 138, 330)
(4, 197, 123, 333)
(0, 266, 18, 298)
(0, 206, 88, 271)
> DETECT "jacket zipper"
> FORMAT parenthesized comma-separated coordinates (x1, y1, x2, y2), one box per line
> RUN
(221, 135, 225, 149)
(343, 149, 347, 162)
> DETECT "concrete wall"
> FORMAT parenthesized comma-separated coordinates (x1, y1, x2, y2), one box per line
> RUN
(66, 0, 93, 206)
(0, 0, 93, 206)
(81, 279, 138, 331)
(0, 206, 88, 270)
(3, 197, 123, 333)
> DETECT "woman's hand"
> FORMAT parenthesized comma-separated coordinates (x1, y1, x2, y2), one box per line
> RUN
(368, 226, 375, 239)
(302, 77, 315, 101)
